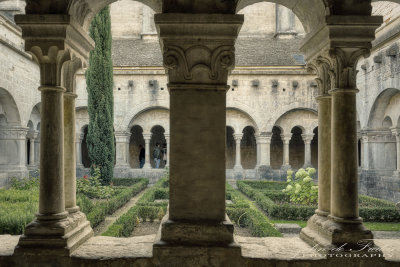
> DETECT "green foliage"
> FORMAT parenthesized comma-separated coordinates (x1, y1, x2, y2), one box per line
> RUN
(154, 188, 169, 199)
(77, 168, 115, 199)
(282, 168, 318, 205)
(241, 180, 286, 191)
(86, 5, 115, 185)
(102, 206, 140, 237)
(111, 178, 148, 187)
(226, 184, 282, 237)
(10, 175, 39, 190)
(137, 206, 166, 222)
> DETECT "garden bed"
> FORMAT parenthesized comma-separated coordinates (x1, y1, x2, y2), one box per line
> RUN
(0, 177, 149, 235)
(238, 180, 400, 222)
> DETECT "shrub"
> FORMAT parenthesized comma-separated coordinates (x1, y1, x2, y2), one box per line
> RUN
(282, 168, 318, 205)
(241, 180, 286, 191)
(10, 175, 39, 190)
(111, 178, 147, 187)
(154, 188, 169, 200)
(77, 167, 115, 199)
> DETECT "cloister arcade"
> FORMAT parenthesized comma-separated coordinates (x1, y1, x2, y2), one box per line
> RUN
(0, 0, 400, 266)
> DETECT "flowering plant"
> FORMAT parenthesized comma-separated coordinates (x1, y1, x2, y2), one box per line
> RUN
(77, 167, 114, 199)
(282, 168, 318, 205)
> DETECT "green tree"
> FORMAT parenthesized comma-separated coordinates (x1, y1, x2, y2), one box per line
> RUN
(86, 6, 114, 185)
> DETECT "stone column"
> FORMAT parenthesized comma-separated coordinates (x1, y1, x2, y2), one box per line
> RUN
(15, 14, 94, 254)
(143, 133, 152, 169)
(299, 15, 382, 250)
(361, 134, 370, 170)
(0, 127, 29, 177)
(392, 128, 400, 175)
(115, 131, 131, 168)
(165, 134, 170, 167)
(302, 133, 314, 168)
(76, 133, 84, 168)
(154, 13, 243, 249)
(281, 134, 292, 167)
(257, 132, 272, 167)
(233, 133, 243, 170)
(64, 92, 78, 213)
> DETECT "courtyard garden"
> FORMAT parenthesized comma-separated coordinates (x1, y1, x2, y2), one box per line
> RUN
(1, 168, 399, 238)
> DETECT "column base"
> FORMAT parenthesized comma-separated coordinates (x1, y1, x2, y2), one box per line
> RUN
(300, 214, 378, 252)
(233, 165, 243, 171)
(393, 170, 400, 177)
(153, 214, 242, 266)
(15, 211, 93, 256)
(155, 213, 235, 246)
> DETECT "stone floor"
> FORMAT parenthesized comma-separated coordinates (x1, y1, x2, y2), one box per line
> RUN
(1, 234, 400, 266)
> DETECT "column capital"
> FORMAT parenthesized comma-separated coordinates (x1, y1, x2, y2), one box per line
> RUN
(143, 133, 152, 140)
(234, 133, 243, 141)
(114, 131, 131, 143)
(391, 127, 400, 139)
(155, 13, 243, 87)
(15, 14, 94, 87)
(302, 15, 382, 93)
(301, 133, 314, 143)
(27, 131, 39, 140)
(0, 127, 29, 140)
(75, 133, 84, 141)
(164, 133, 170, 140)
(256, 132, 272, 144)
(281, 133, 292, 143)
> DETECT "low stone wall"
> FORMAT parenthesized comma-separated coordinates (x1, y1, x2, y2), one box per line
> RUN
(359, 170, 400, 202)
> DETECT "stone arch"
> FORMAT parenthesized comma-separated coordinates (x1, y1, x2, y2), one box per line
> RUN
(241, 125, 257, 169)
(150, 125, 166, 168)
(226, 107, 259, 135)
(383, 116, 393, 128)
(28, 103, 40, 130)
(129, 125, 145, 168)
(274, 108, 318, 135)
(235, 0, 326, 33)
(0, 87, 21, 127)
(311, 127, 318, 168)
(128, 107, 169, 134)
(368, 88, 400, 129)
(122, 103, 169, 132)
(76, 107, 89, 134)
(289, 126, 304, 169)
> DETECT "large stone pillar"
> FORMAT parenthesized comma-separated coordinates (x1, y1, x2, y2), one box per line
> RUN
(302, 133, 314, 168)
(76, 133, 84, 168)
(154, 13, 243, 250)
(299, 15, 382, 251)
(115, 131, 131, 168)
(257, 132, 272, 167)
(15, 14, 94, 255)
(281, 134, 292, 167)
(143, 133, 152, 169)
(392, 128, 400, 176)
(64, 92, 78, 213)
(233, 133, 243, 170)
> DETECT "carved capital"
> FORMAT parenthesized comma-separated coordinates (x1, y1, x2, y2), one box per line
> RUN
(0, 127, 29, 140)
(256, 132, 272, 144)
(15, 14, 94, 87)
(155, 13, 243, 86)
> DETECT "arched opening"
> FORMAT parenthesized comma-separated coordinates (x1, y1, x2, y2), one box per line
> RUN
(150, 125, 166, 169)
(270, 126, 283, 169)
(129, 125, 145, 168)
(311, 127, 318, 168)
(241, 126, 257, 169)
(226, 126, 235, 169)
(289, 126, 304, 169)
(81, 125, 91, 168)
(358, 139, 362, 167)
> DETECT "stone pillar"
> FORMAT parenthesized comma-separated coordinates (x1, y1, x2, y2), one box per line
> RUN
(281, 134, 292, 167)
(233, 133, 243, 170)
(64, 92, 78, 213)
(143, 133, 152, 169)
(115, 131, 131, 168)
(392, 128, 400, 175)
(0, 127, 29, 177)
(257, 132, 272, 167)
(154, 13, 243, 249)
(302, 133, 314, 168)
(76, 133, 84, 168)
(361, 133, 369, 170)
(299, 15, 382, 250)
(15, 14, 94, 254)
(165, 134, 170, 167)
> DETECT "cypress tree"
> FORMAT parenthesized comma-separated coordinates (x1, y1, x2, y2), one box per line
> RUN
(86, 6, 114, 185)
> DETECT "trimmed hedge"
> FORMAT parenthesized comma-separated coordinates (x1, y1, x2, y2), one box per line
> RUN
(226, 184, 282, 237)
(102, 178, 168, 237)
(238, 181, 400, 222)
(80, 179, 149, 227)
(242, 180, 286, 191)
(111, 178, 148, 187)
